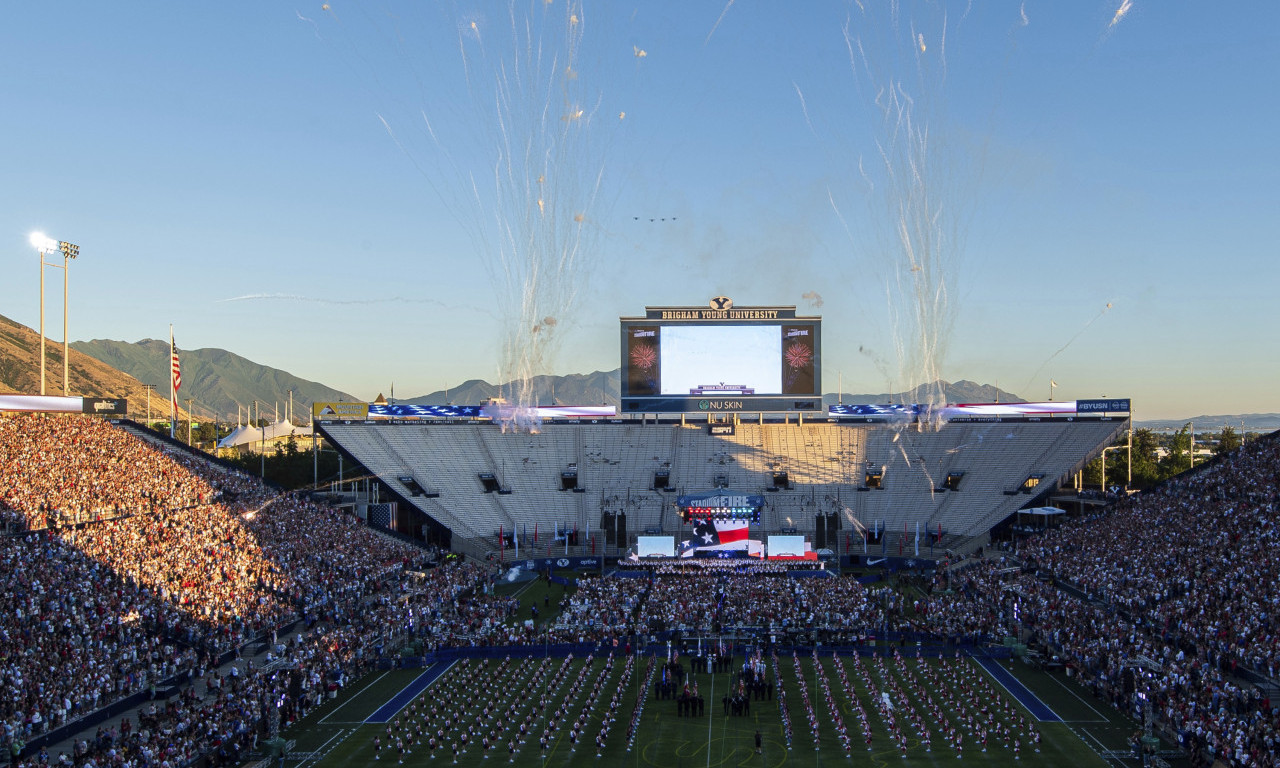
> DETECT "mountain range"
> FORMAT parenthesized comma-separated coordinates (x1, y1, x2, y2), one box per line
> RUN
(0, 313, 180, 418)
(0, 313, 1271, 430)
(1134, 413, 1280, 432)
(70, 338, 357, 422)
(399, 373, 1024, 409)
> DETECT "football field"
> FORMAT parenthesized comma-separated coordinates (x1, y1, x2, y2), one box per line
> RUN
(268, 647, 1180, 768)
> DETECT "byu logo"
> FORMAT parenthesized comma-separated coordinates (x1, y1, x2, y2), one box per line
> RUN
(556, 558, 569, 567)
(709, 296, 733, 310)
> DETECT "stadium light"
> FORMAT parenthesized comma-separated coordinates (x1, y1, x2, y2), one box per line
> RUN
(29, 232, 58, 252)
(32, 232, 81, 396)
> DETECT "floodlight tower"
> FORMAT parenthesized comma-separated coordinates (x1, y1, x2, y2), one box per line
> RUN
(31, 233, 81, 396)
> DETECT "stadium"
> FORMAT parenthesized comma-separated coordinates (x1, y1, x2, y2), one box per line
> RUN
(2, 298, 1276, 768)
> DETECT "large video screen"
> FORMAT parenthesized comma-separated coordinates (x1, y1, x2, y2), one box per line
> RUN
(622, 318, 820, 412)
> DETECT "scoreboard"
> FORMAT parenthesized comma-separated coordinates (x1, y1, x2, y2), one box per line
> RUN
(620, 298, 822, 413)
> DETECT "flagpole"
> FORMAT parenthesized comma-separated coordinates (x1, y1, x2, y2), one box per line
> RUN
(169, 324, 176, 439)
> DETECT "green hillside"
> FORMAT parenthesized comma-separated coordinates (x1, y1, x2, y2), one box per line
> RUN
(71, 338, 357, 421)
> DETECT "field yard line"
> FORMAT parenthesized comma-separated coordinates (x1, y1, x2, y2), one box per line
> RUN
(512, 578, 539, 598)
(1044, 670, 1111, 722)
(319, 670, 390, 724)
(1071, 724, 1127, 766)
(295, 727, 349, 768)
(705, 667, 715, 766)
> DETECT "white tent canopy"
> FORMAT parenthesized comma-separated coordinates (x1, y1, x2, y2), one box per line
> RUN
(217, 420, 313, 449)
(1021, 507, 1066, 517)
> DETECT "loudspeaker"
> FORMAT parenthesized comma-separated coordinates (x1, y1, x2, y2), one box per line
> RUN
(616, 513, 627, 546)
(814, 514, 826, 549)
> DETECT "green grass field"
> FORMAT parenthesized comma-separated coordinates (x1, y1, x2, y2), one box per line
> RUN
(269, 647, 1180, 768)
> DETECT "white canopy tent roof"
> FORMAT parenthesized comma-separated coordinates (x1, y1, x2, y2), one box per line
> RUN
(1021, 507, 1066, 516)
(217, 420, 313, 449)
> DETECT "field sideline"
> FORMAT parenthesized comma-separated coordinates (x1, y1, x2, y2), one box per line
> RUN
(265, 646, 1180, 768)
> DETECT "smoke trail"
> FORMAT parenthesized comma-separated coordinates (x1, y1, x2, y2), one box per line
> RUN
(312, 3, 627, 432)
(825, 2, 999, 434)
(1108, 0, 1133, 30)
(296, 10, 322, 40)
(794, 82, 816, 136)
(217, 293, 491, 314)
(1021, 302, 1114, 394)
(705, 0, 737, 45)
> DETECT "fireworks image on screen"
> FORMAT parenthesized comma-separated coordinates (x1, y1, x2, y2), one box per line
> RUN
(784, 341, 813, 370)
(630, 342, 657, 371)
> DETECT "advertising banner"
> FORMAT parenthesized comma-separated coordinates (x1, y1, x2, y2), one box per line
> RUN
(312, 402, 370, 421)
(82, 397, 127, 415)
(1075, 398, 1131, 413)
(0, 395, 84, 413)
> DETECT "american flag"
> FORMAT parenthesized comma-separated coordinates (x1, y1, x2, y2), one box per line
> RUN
(170, 340, 182, 410)
(680, 520, 750, 557)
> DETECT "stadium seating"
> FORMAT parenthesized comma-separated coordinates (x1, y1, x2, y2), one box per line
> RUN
(5, 408, 1275, 768)
(322, 419, 1123, 558)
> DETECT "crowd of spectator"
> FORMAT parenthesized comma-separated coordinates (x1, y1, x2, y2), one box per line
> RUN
(5, 411, 1279, 767)
(0, 415, 212, 530)
(1020, 435, 1280, 680)
(915, 433, 1280, 767)
(0, 414, 496, 767)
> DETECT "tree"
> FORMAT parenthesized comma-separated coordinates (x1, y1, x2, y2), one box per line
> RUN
(1080, 428, 1165, 491)
(1214, 426, 1242, 456)
(226, 439, 362, 490)
(1127, 428, 1163, 488)
(1158, 423, 1194, 477)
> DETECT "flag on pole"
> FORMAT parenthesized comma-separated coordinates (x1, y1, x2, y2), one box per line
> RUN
(169, 326, 181, 439)
(914, 521, 920, 557)
(499, 525, 504, 563)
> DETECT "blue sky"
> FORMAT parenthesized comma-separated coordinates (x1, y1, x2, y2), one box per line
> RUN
(2, 1, 1276, 420)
